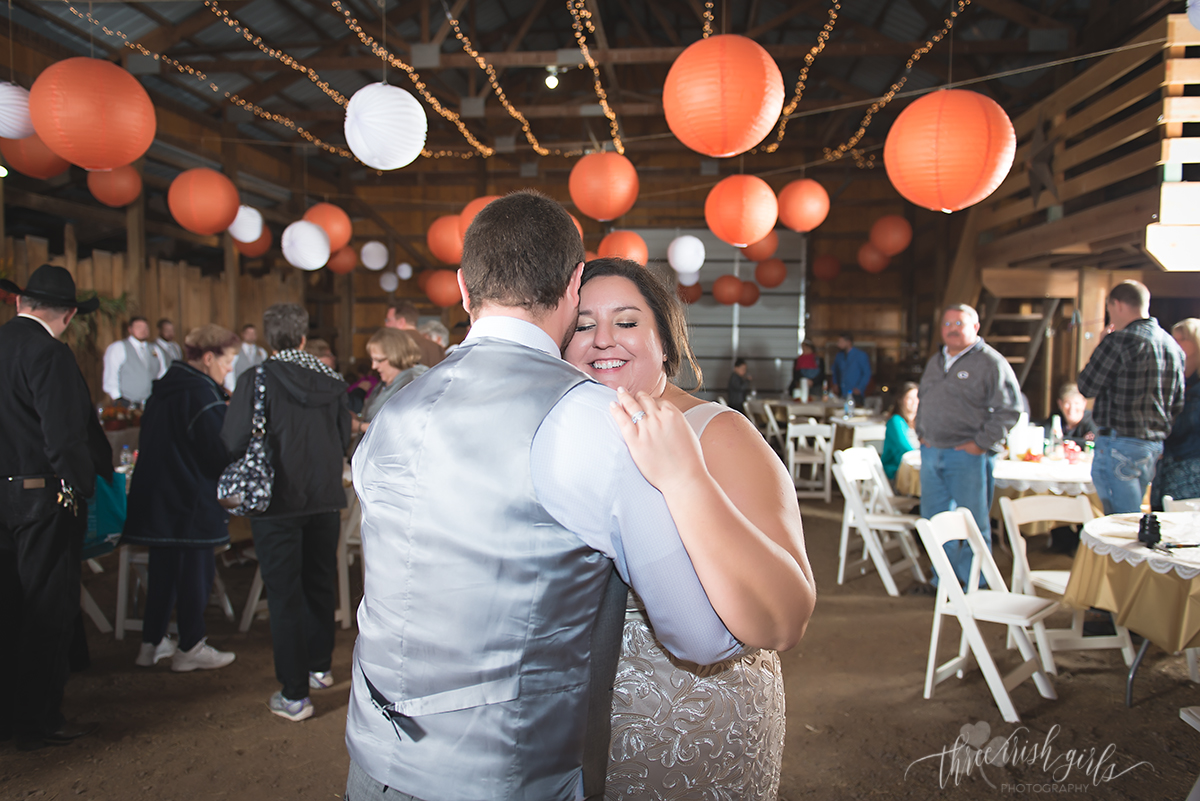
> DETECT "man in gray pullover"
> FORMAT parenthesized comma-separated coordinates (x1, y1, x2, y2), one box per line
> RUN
(915, 304, 1023, 587)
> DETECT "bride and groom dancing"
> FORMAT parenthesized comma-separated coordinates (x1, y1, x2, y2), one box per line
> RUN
(346, 191, 816, 801)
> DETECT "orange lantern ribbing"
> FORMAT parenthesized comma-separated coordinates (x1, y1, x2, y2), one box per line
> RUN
(778, 179, 830, 233)
(29, 57, 155, 171)
(303, 203, 353, 252)
(663, 35, 784, 158)
(705, 175, 778, 247)
(883, 89, 1016, 213)
(569, 152, 639, 221)
(87, 165, 142, 208)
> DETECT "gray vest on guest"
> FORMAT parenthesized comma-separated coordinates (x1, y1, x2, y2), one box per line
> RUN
(118, 339, 159, 403)
(347, 339, 614, 801)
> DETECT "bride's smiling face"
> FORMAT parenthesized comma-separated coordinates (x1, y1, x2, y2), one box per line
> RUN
(565, 275, 668, 397)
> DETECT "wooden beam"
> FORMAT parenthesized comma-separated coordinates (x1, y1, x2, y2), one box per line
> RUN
(981, 268, 1079, 299)
(132, 3, 245, 53)
(615, 0, 654, 46)
(6, 188, 220, 247)
(431, 0, 469, 46)
(745, 0, 823, 39)
(647, 3, 681, 46)
(973, 0, 1072, 29)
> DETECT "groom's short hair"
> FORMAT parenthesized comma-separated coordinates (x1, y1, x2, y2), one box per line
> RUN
(460, 190, 585, 314)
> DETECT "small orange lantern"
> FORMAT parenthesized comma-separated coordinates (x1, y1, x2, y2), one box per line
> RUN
(459, 195, 503, 238)
(326, 246, 358, 275)
(741, 230, 778, 262)
(705, 175, 778, 247)
(712, 274, 743, 305)
(87, 165, 142, 208)
(869, 215, 913, 256)
(168, 168, 240, 236)
(812, 254, 840, 281)
(427, 215, 463, 264)
(754, 258, 787, 288)
(0, 132, 69, 180)
(778, 179, 829, 232)
(426, 269, 462, 307)
(235, 227, 272, 258)
(569, 152, 639, 221)
(303, 203, 353, 252)
(598, 231, 648, 266)
(738, 281, 761, 306)
(857, 242, 890, 274)
(678, 283, 702, 304)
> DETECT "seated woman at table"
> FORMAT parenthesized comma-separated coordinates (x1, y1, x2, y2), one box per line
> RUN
(564, 258, 815, 800)
(121, 324, 240, 672)
(350, 328, 427, 439)
(881, 381, 919, 480)
(1152, 318, 1200, 510)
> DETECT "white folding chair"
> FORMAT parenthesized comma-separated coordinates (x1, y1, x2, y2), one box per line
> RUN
(743, 400, 772, 442)
(335, 492, 365, 630)
(830, 458, 925, 596)
(850, 422, 887, 449)
(916, 509, 1058, 723)
(999, 495, 1136, 671)
(115, 544, 233, 639)
(787, 421, 834, 504)
(838, 446, 919, 514)
(759, 400, 786, 452)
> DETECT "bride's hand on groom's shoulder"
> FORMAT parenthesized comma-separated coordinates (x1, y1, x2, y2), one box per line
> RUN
(610, 387, 708, 497)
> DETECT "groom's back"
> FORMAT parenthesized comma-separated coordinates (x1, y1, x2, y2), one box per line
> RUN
(348, 337, 609, 801)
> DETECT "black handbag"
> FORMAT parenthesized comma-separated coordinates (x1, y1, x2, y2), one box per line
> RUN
(217, 366, 275, 515)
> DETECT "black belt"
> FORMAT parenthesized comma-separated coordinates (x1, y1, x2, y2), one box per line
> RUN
(3, 474, 57, 489)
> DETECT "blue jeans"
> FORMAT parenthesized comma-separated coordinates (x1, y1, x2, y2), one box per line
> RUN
(1091, 435, 1162, 515)
(920, 445, 997, 587)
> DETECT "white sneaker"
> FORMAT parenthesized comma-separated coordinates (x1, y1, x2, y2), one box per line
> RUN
(135, 637, 177, 667)
(171, 639, 236, 672)
(308, 671, 335, 690)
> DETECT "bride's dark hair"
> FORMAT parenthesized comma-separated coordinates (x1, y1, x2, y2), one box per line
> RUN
(579, 257, 703, 389)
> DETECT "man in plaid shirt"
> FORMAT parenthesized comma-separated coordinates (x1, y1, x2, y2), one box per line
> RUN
(1077, 280, 1186, 514)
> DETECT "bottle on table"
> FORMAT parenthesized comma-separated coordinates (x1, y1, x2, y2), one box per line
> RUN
(120, 444, 133, 467)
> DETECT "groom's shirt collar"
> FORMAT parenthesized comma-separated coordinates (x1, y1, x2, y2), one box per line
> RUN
(463, 315, 560, 359)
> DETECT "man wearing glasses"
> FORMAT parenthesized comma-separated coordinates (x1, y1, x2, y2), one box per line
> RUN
(914, 304, 1023, 588)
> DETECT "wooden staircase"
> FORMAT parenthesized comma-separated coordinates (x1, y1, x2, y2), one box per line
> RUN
(979, 296, 1060, 387)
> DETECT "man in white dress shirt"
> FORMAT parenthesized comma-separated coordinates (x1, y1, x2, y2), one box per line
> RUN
(346, 191, 740, 801)
(153, 319, 182, 371)
(224, 324, 268, 392)
(102, 316, 160, 405)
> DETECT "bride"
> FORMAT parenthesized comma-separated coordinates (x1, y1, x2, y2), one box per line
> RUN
(564, 258, 815, 800)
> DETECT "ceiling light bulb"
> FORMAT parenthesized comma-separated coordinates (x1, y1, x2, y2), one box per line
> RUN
(545, 72, 559, 89)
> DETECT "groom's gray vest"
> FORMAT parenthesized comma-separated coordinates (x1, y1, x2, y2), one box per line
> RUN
(348, 338, 616, 801)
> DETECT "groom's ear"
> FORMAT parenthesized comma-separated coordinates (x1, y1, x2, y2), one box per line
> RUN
(566, 262, 584, 307)
(456, 269, 471, 315)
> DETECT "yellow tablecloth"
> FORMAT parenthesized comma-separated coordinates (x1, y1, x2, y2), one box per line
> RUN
(1062, 513, 1200, 653)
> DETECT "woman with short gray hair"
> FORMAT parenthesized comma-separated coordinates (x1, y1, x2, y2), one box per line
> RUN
(220, 303, 351, 722)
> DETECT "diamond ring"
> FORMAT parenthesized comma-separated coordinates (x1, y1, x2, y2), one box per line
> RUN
(630, 410, 646, 425)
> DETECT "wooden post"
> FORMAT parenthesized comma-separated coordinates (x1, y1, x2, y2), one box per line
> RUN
(126, 159, 146, 315)
(1076, 267, 1112, 372)
(63, 223, 77, 280)
(221, 124, 241, 330)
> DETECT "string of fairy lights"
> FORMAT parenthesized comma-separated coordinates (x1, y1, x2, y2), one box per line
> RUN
(702, 1, 714, 38)
(566, 0, 624, 154)
(762, 0, 839, 154)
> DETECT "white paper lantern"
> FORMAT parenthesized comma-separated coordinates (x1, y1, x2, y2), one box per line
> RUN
(227, 205, 264, 244)
(361, 240, 388, 270)
(678, 270, 700, 287)
(0, 82, 34, 140)
(397, 262, 413, 280)
(379, 272, 399, 292)
(1190, 0, 1200, 31)
(667, 235, 705, 273)
(281, 220, 330, 271)
(345, 83, 428, 171)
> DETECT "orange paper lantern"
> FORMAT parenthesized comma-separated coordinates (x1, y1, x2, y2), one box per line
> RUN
(857, 242, 890, 274)
(812, 254, 840, 281)
(427, 215, 463, 264)
(417, 270, 433, 291)
(29, 57, 156, 170)
(569, 214, 584, 243)
(778, 179, 830, 232)
(883, 89, 1016, 213)
(755, 258, 787, 288)
(678, 283, 702, 304)
(426, 269, 462, 307)
(585, 250, 599, 262)
(663, 35, 784, 158)
(87, 165, 142, 208)
(168, 168, 240, 236)
(570, 152, 639, 221)
(326, 246, 358, 275)
(705, 175, 778, 247)
(598, 231, 648, 266)
(303, 203, 353, 252)
(741, 230, 778, 262)
(235, 227, 272, 258)
(738, 281, 761, 306)
(0, 132, 69, 180)
(459, 195, 503, 238)
(712, 274, 742, 305)
(869, 215, 913, 256)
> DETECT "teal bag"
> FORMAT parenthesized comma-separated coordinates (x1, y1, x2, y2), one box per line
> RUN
(83, 472, 126, 560)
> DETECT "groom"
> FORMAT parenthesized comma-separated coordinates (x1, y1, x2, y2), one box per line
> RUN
(346, 191, 740, 801)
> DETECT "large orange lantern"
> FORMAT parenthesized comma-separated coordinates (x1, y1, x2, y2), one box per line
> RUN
(678, 282, 702, 304)
(235, 227, 272, 258)
(0, 132, 69, 180)
(741, 230, 778, 262)
(712, 274, 742, 305)
(812, 254, 840, 281)
(738, 281, 760, 306)
(755, 258, 787, 288)
(29, 57, 155, 170)
(168, 168, 240, 236)
(303, 203, 353, 252)
(87, 165, 142, 208)
(426, 269, 462, 307)
(569, 152, 639, 221)
(326, 246, 358, 275)
(869, 215, 913, 256)
(598, 231, 648, 266)
(778, 179, 829, 232)
(884, 89, 1016, 213)
(427, 215, 463, 264)
(459, 195, 502, 238)
(663, 35, 784, 158)
(705, 175, 778, 247)
(857, 242, 890, 274)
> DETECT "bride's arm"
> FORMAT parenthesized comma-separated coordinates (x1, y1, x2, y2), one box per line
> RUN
(612, 389, 815, 651)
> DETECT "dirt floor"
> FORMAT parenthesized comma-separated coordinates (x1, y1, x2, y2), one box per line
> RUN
(1, 499, 1197, 800)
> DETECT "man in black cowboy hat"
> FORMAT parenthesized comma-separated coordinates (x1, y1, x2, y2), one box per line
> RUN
(0, 264, 110, 750)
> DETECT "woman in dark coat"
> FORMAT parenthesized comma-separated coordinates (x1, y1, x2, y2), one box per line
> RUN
(122, 324, 241, 672)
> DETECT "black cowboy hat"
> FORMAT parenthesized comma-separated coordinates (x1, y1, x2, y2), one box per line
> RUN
(0, 264, 99, 314)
